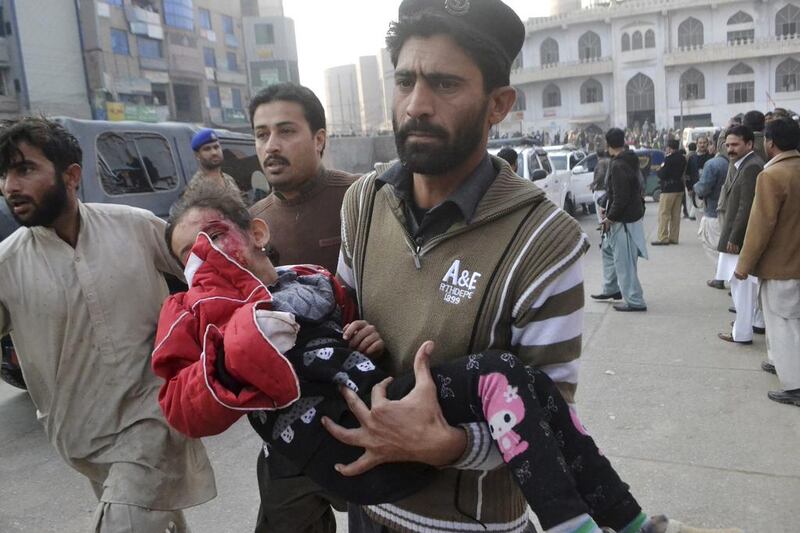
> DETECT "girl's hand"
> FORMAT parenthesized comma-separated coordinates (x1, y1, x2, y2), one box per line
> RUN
(343, 320, 385, 357)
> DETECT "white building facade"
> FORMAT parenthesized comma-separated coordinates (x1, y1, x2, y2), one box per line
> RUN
(509, 0, 800, 134)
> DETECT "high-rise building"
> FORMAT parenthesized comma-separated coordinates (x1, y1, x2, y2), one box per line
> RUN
(357, 55, 383, 134)
(325, 64, 361, 134)
(242, 0, 299, 100)
(377, 48, 395, 131)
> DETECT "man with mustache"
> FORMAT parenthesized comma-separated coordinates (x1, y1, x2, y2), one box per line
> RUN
(0, 117, 215, 531)
(188, 128, 247, 203)
(247, 82, 356, 533)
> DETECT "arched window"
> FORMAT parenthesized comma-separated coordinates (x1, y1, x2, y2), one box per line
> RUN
(580, 79, 603, 104)
(645, 30, 656, 48)
(776, 58, 800, 92)
(626, 73, 655, 127)
(578, 31, 602, 61)
(512, 88, 528, 111)
(678, 17, 704, 48)
(632, 31, 643, 50)
(540, 38, 559, 66)
(728, 11, 753, 24)
(729, 62, 754, 75)
(680, 68, 705, 100)
(543, 84, 562, 108)
(622, 33, 630, 51)
(776, 4, 800, 37)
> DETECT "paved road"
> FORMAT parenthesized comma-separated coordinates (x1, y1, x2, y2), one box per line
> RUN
(1, 206, 798, 532)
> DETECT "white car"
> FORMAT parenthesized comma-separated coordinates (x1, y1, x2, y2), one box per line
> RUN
(570, 152, 599, 215)
(488, 141, 568, 210)
(543, 146, 585, 216)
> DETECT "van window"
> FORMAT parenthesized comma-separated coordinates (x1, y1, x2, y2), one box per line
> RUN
(219, 141, 268, 199)
(540, 154, 553, 175)
(527, 151, 541, 174)
(96, 132, 179, 195)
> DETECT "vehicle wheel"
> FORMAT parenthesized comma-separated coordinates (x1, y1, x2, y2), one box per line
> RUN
(651, 189, 661, 203)
(564, 195, 577, 217)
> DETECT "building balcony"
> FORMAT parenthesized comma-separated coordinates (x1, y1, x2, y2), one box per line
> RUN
(168, 45, 204, 80)
(511, 57, 613, 85)
(216, 70, 247, 85)
(139, 56, 168, 71)
(665, 35, 800, 67)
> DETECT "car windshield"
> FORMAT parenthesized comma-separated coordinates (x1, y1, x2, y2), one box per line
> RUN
(550, 154, 568, 171)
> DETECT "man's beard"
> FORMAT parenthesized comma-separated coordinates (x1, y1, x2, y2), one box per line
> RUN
(393, 103, 488, 175)
(6, 176, 68, 227)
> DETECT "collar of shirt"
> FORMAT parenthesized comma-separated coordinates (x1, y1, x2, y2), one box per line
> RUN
(378, 154, 495, 225)
(272, 166, 326, 205)
(733, 151, 754, 170)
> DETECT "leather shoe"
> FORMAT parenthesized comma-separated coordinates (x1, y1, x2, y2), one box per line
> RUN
(767, 389, 800, 407)
(728, 306, 736, 314)
(707, 279, 725, 290)
(761, 361, 776, 374)
(650, 241, 669, 246)
(718, 332, 752, 344)
(591, 291, 622, 301)
(613, 304, 647, 312)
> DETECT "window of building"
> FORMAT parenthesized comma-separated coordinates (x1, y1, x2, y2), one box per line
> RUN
(208, 86, 221, 108)
(645, 29, 656, 48)
(632, 31, 643, 50)
(106, 0, 123, 5)
(0, 69, 9, 96)
(543, 84, 561, 108)
(0, 6, 6, 37)
(580, 79, 603, 103)
(137, 36, 162, 59)
(621, 33, 630, 51)
(203, 47, 216, 68)
(776, 58, 800, 92)
(198, 8, 212, 30)
(728, 11, 753, 25)
(511, 88, 526, 111)
(111, 29, 130, 55)
(96, 132, 179, 195)
(255, 23, 275, 45)
(231, 87, 242, 109)
(540, 37, 559, 65)
(776, 4, 800, 37)
(678, 17, 704, 48)
(163, 0, 194, 31)
(728, 81, 755, 103)
(226, 51, 238, 71)
(728, 29, 755, 43)
(729, 62, 754, 75)
(222, 14, 234, 35)
(680, 68, 705, 100)
(578, 31, 601, 61)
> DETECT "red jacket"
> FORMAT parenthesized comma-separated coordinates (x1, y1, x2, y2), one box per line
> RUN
(152, 233, 356, 438)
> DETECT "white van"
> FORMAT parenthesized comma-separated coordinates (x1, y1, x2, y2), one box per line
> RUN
(681, 127, 720, 150)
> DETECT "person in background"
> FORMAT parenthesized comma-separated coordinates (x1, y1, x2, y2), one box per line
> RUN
(682, 141, 698, 220)
(246, 82, 357, 533)
(652, 139, 686, 245)
(592, 128, 648, 312)
(743, 110, 767, 161)
(591, 149, 611, 226)
(735, 118, 800, 406)
(694, 131, 729, 290)
(188, 128, 248, 203)
(497, 146, 518, 172)
(716, 125, 765, 345)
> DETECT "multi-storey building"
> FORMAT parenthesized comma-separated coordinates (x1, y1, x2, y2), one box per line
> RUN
(325, 64, 362, 135)
(241, 0, 300, 97)
(508, 0, 800, 134)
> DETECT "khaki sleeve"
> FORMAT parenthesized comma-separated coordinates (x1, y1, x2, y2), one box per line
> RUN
(738, 173, 783, 275)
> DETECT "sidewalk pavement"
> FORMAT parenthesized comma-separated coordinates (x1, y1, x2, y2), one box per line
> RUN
(1, 207, 797, 532)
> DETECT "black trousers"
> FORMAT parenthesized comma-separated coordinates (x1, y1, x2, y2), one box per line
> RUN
(248, 322, 640, 530)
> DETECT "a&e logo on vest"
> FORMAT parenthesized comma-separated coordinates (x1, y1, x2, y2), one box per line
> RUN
(440, 259, 482, 305)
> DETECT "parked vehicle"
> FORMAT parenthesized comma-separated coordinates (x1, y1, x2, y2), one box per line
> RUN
(570, 152, 599, 215)
(0, 118, 264, 390)
(543, 145, 584, 216)
(633, 148, 666, 201)
(681, 127, 720, 150)
(487, 138, 568, 210)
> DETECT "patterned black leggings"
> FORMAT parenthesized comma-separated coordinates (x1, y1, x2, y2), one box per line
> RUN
(248, 324, 640, 530)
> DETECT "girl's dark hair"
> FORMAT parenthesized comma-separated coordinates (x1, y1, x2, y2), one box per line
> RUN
(0, 116, 82, 177)
(165, 182, 252, 264)
(386, 14, 511, 93)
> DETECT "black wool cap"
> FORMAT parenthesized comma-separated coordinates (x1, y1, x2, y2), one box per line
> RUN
(398, 0, 525, 63)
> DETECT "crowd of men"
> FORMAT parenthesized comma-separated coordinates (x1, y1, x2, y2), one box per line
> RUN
(0, 1, 795, 533)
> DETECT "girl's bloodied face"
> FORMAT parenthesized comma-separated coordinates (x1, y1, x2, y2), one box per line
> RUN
(171, 207, 257, 267)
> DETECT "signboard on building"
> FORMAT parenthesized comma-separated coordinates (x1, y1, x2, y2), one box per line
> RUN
(106, 102, 125, 122)
(124, 105, 159, 122)
(222, 108, 248, 124)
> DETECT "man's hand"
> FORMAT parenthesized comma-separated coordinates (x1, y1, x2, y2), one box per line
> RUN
(726, 242, 741, 254)
(321, 341, 466, 476)
(343, 320, 385, 357)
(734, 270, 748, 281)
(602, 219, 613, 232)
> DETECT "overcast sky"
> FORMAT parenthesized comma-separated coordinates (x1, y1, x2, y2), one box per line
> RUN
(282, 1, 549, 108)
